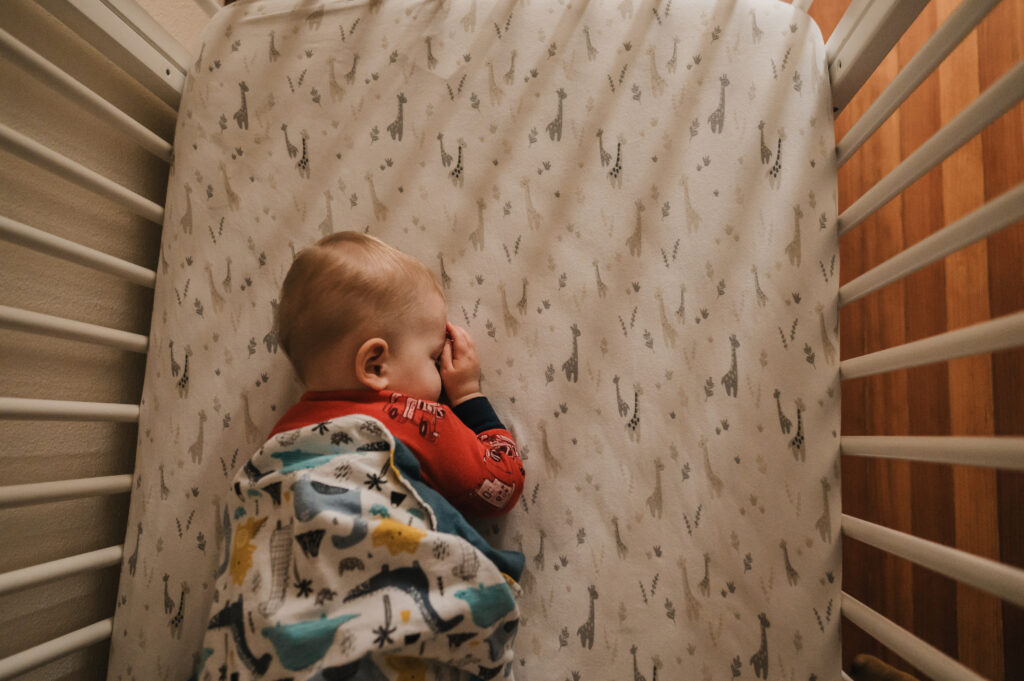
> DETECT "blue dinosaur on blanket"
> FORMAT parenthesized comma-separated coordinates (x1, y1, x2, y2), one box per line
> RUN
(193, 415, 523, 680)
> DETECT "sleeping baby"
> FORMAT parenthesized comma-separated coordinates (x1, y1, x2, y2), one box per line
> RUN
(272, 230, 525, 516)
(194, 231, 525, 681)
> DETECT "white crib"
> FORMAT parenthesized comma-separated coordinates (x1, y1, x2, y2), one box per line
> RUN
(1, 0, 1022, 679)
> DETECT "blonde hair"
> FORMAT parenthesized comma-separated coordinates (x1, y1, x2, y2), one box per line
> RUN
(277, 232, 442, 383)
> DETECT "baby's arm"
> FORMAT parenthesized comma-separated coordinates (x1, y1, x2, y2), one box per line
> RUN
(435, 323, 525, 515)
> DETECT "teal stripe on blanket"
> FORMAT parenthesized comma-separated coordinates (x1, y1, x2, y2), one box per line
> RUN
(392, 439, 525, 581)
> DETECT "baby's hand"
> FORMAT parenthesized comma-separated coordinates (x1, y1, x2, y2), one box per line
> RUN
(440, 322, 482, 406)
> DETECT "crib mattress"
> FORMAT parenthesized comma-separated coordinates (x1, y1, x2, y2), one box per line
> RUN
(108, 0, 840, 678)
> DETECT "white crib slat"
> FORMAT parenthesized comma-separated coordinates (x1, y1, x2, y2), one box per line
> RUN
(841, 673, 855, 681)
(838, 59, 1024, 236)
(0, 215, 157, 288)
(0, 305, 148, 353)
(839, 183, 1024, 306)
(0, 619, 113, 680)
(0, 546, 123, 596)
(0, 398, 140, 422)
(843, 515, 1024, 609)
(826, 0, 929, 115)
(836, 0, 1001, 166)
(0, 123, 164, 225)
(840, 311, 1024, 380)
(841, 594, 986, 681)
(0, 28, 172, 162)
(0, 475, 133, 508)
(37, 0, 187, 109)
(842, 436, 1024, 471)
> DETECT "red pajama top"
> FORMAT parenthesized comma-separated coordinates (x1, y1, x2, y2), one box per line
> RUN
(268, 389, 525, 517)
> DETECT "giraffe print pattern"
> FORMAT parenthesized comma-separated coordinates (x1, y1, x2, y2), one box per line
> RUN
(109, 2, 840, 679)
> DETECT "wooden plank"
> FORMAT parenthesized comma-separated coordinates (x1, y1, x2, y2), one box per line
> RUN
(934, 0, 1005, 677)
(977, 0, 1024, 675)
(895, 3, 960, 663)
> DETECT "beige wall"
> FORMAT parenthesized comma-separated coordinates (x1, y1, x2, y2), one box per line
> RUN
(0, 1, 202, 677)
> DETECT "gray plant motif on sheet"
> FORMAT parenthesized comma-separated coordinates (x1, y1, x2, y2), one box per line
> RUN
(626, 199, 644, 256)
(780, 539, 799, 586)
(626, 389, 641, 440)
(758, 120, 772, 164)
(699, 436, 724, 498)
(180, 184, 193, 234)
(546, 88, 567, 142)
(437, 133, 453, 167)
(438, 254, 451, 290)
(127, 522, 142, 576)
(768, 134, 783, 188)
(258, 520, 293, 617)
(163, 573, 174, 614)
(789, 398, 805, 462)
(646, 459, 664, 518)
(817, 303, 837, 365)
(188, 410, 207, 464)
(612, 516, 628, 559)
(678, 557, 703, 622)
(387, 92, 406, 141)
(773, 389, 792, 434)
(230, 82, 249, 132)
(281, 123, 298, 158)
(318, 190, 334, 236)
(159, 464, 170, 500)
(708, 74, 729, 134)
(297, 130, 310, 178)
(786, 204, 803, 266)
(698, 553, 711, 597)
(609, 138, 623, 188)
(721, 334, 740, 397)
(596, 129, 613, 167)
(562, 324, 581, 383)
(268, 30, 280, 62)
(577, 584, 598, 649)
(469, 198, 485, 250)
(169, 581, 189, 639)
(815, 477, 832, 543)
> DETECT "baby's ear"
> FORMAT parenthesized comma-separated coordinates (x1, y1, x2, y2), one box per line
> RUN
(354, 338, 389, 391)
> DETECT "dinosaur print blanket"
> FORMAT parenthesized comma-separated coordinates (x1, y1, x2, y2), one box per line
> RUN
(193, 415, 522, 681)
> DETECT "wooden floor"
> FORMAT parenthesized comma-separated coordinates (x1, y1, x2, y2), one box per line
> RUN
(806, 1, 1024, 678)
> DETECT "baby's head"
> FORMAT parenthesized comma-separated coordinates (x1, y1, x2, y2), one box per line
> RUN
(277, 232, 447, 400)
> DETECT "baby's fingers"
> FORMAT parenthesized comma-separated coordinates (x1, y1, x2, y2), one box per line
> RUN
(440, 338, 454, 372)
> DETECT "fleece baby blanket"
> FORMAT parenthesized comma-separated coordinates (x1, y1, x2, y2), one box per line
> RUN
(194, 414, 522, 681)
(109, 1, 841, 679)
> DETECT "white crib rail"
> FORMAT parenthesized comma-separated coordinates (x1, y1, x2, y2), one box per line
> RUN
(0, 1, 183, 676)
(829, 0, 1024, 676)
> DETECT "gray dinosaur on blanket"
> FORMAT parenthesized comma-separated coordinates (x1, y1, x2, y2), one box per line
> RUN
(191, 414, 524, 681)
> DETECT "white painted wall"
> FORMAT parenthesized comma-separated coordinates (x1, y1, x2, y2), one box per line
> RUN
(0, 1, 204, 677)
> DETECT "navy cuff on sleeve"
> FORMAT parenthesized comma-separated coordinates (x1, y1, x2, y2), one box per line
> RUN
(452, 396, 506, 434)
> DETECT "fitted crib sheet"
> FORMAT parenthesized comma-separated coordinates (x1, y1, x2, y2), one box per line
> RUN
(108, 0, 840, 679)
